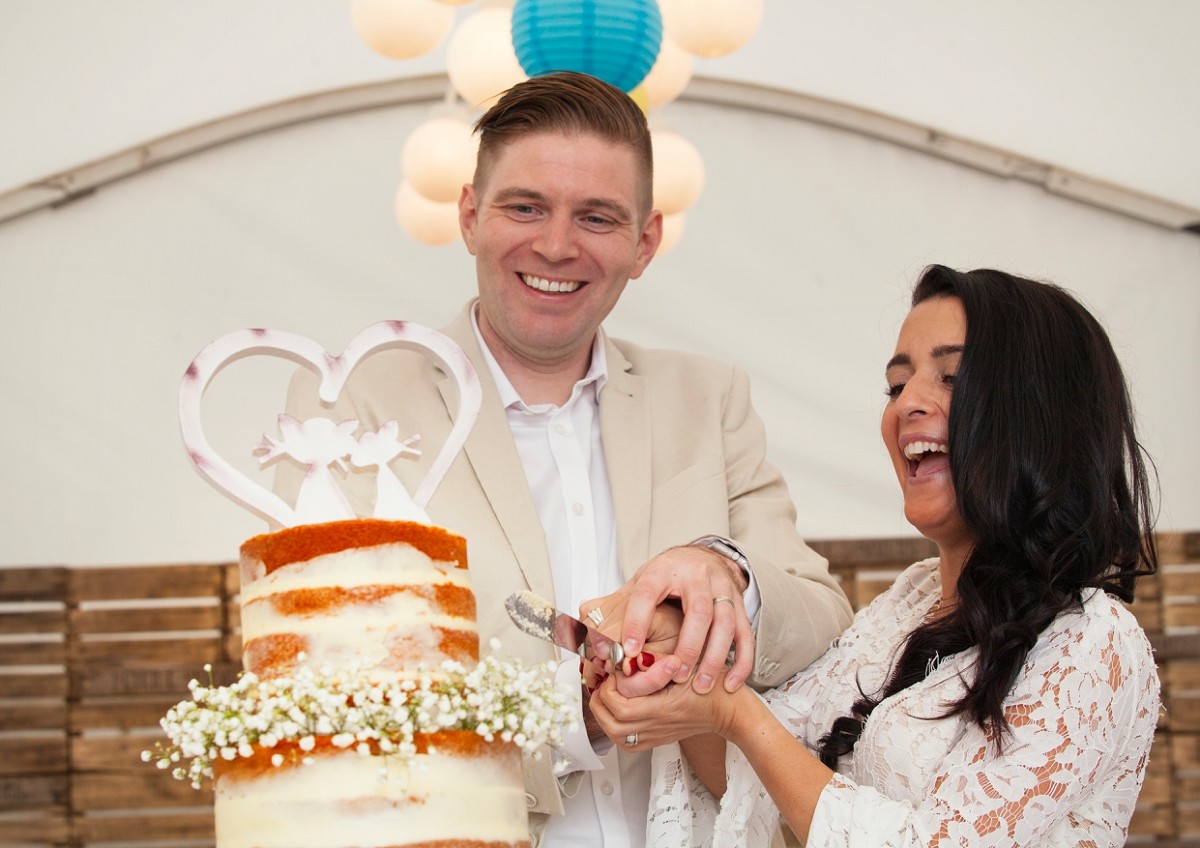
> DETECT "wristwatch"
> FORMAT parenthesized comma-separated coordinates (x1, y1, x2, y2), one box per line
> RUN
(687, 535, 751, 582)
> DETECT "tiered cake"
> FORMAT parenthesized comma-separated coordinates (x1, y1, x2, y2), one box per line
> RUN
(151, 323, 573, 848)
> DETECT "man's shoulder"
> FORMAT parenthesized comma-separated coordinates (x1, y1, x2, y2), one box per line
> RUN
(608, 335, 740, 381)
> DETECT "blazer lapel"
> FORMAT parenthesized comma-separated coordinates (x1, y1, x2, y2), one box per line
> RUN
(438, 304, 555, 602)
(599, 338, 652, 578)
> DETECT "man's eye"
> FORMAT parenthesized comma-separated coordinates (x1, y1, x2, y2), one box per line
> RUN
(943, 374, 957, 387)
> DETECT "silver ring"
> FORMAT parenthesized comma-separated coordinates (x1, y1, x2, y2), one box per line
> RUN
(624, 733, 638, 747)
(587, 607, 605, 626)
(609, 641, 625, 667)
(713, 595, 736, 608)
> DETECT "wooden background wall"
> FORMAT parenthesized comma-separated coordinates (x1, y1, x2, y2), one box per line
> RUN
(1, 532, 1196, 846)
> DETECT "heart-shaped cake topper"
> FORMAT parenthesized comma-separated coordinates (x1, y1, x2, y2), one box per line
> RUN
(179, 321, 481, 528)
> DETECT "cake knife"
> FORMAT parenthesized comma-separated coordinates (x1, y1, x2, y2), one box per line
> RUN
(505, 590, 625, 670)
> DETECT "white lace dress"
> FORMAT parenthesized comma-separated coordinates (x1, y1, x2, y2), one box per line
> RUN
(646, 558, 1160, 848)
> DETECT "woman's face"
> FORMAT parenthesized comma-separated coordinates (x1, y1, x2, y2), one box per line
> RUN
(881, 296, 973, 560)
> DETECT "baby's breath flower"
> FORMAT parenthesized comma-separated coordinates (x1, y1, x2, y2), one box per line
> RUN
(141, 653, 576, 788)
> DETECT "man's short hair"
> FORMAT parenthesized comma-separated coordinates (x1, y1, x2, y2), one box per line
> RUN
(472, 71, 654, 217)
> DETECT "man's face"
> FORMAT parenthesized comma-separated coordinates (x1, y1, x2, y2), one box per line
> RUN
(458, 131, 662, 375)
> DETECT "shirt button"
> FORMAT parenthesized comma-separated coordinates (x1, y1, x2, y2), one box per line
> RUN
(600, 781, 614, 796)
(553, 423, 567, 435)
(525, 792, 537, 809)
(572, 502, 585, 516)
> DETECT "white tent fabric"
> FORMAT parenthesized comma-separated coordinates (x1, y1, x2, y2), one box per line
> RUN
(1, 1, 1197, 566)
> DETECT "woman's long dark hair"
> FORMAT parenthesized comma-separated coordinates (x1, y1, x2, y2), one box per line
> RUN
(817, 266, 1158, 768)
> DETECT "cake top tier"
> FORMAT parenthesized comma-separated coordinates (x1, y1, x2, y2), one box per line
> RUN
(179, 321, 481, 529)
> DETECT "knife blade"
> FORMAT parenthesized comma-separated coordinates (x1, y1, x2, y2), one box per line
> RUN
(505, 590, 625, 669)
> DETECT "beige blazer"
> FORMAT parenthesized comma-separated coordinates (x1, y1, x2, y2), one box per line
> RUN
(276, 301, 852, 832)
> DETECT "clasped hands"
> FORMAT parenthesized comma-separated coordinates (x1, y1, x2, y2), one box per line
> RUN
(577, 544, 753, 750)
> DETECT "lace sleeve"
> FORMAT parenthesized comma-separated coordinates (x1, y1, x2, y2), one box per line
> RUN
(805, 602, 1160, 848)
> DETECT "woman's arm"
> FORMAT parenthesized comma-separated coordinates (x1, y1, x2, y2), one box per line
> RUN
(591, 673, 834, 843)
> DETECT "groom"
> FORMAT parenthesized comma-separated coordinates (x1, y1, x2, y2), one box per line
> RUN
(276, 71, 851, 847)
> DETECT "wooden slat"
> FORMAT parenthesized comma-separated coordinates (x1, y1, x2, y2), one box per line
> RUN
(71, 697, 184, 732)
(1129, 802, 1178, 838)
(0, 736, 68, 775)
(69, 564, 224, 603)
(0, 815, 70, 843)
(0, 607, 67, 634)
(73, 769, 211, 811)
(1173, 734, 1200, 770)
(0, 669, 68, 697)
(0, 567, 67, 602)
(73, 734, 170, 772)
(73, 661, 237, 698)
(72, 603, 223, 635)
(74, 808, 215, 842)
(0, 774, 68, 811)
(71, 635, 225, 664)
(0, 700, 67, 732)
(809, 536, 937, 566)
(1165, 605, 1200, 629)
(0, 639, 66, 665)
(1163, 569, 1200, 597)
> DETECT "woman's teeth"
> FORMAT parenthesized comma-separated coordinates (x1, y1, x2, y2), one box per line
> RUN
(903, 440, 948, 461)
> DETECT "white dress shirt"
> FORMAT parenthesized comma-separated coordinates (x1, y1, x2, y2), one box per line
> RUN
(472, 313, 649, 848)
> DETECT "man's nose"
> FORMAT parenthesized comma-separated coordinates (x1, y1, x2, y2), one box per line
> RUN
(532, 215, 580, 262)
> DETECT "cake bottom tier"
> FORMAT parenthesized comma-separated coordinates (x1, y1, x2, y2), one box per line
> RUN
(213, 732, 530, 848)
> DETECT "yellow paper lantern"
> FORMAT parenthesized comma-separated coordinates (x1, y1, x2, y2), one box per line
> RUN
(656, 212, 686, 256)
(641, 34, 693, 107)
(402, 116, 480, 204)
(658, 0, 763, 58)
(628, 84, 650, 116)
(394, 181, 463, 245)
(447, 7, 529, 109)
(651, 130, 705, 216)
(349, 0, 456, 60)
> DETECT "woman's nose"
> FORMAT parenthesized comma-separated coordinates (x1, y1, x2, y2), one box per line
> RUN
(896, 378, 933, 416)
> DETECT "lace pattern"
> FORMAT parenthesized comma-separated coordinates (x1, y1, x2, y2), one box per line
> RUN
(646, 559, 1160, 848)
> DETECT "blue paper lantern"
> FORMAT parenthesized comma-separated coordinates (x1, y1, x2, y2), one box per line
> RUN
(511, 0, 663, 93)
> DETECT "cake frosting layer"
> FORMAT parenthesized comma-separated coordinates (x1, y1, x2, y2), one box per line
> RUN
(239, 522, 479, 677)
(214, 733, 530, 848)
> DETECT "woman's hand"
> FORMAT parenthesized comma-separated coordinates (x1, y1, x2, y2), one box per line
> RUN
(588, 667, 742, 751)
(580, 594, 685, 696)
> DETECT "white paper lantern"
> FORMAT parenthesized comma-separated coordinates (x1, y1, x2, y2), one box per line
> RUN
(350, 0, 456, 60)
(658, 0, 763, 58)
(403, 116, 479, 203)
(641, 33, 693, 108)
(394, 181, 463, 245)
(652, 130, 704, 216)
(447, 7, 528, 109)
(656, 212, 686, 256)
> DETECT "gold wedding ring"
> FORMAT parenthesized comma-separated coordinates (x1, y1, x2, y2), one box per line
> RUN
(713, 595, 736, 608)
(587, 607, 605, 626)
(624, 733, 638, 747)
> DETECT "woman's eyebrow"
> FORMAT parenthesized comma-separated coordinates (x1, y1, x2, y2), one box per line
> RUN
(932, 344, 965, 358)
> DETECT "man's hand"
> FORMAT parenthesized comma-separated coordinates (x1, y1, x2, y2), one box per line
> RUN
(582, 545, 755, 695)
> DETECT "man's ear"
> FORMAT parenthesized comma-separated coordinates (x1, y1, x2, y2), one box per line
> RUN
(458, 184, 479, 255)
(630, 209, 664, 280)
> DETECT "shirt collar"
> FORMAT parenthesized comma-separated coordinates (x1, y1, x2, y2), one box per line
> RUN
(470, 303, 609, 411)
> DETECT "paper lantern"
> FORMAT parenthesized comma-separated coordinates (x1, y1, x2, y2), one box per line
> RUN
(658, 0, 763, 58)
(394, 181, 463, 246)
(402, 116, 479, 204)
(350, 0, 455, 60)
(641, 33, 693, 107)
(447, 6, 529, 108)
(657, 212, 686, 256)
(651, 130, 704, 216)
(511, 0, 662, 93)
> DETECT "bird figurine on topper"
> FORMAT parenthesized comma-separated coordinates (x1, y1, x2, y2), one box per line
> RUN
(178, 320, 482, 527)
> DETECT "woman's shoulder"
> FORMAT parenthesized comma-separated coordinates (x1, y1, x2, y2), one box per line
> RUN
(1033, 588, 1158, 690)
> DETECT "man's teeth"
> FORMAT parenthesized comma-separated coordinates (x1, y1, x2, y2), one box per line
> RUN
(903, 440, 948, 461)
(522, 274, 580, 293)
